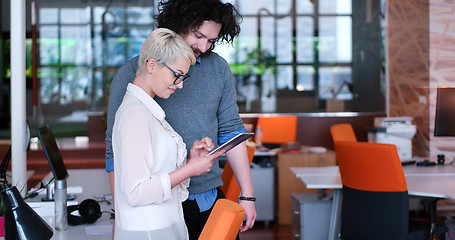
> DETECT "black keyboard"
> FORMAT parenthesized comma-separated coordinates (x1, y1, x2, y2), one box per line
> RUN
(401, 160, 416, 166)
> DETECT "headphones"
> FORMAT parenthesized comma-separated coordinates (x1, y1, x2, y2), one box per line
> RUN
(67, 199, 102, 226)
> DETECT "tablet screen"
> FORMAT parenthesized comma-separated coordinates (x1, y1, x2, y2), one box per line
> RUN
(206, 132, 254, 156)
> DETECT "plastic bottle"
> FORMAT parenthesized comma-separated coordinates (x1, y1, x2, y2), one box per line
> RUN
(255, 126, 262, 147)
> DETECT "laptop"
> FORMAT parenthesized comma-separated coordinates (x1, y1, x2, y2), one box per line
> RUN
(36, 126, 69, 181)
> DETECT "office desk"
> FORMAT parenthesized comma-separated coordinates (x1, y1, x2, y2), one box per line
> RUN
(250, 148, 277, 223)
(27, 169, 113, 240)
(278, 150, 336, 224)
(290, 165, 455, 240)
(39, 169, 111, 201)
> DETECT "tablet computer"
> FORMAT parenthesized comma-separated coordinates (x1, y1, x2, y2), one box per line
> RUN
(207, 132, 254, 156)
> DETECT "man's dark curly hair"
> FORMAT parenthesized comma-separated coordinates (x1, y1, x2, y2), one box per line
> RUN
(155, 0, 242, 53)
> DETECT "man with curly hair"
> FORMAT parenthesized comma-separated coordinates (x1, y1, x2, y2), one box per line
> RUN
(105, 0, 257, 238)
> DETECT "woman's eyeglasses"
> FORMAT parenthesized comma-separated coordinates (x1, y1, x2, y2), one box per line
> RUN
(162, 63, 190, 85)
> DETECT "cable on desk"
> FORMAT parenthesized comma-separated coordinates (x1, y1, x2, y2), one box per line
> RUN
(24, 177, 55, 200)
(93, 194, 113, 205)
(102, 209, 115, 220)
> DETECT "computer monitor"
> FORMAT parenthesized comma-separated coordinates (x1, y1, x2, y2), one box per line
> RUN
(0, 120, 30, 186)
(36, 126, 69, 180)
(0, 146, 11, 185)
(434, 87, 455, 137)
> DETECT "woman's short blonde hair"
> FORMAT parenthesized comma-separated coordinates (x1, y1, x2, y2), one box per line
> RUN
(137, 28, 196, 74)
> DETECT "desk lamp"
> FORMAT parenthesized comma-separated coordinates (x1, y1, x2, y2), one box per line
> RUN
(0, 121, 53, 240)
(1, 185, 53, 240)
(0, 150, 53, 240)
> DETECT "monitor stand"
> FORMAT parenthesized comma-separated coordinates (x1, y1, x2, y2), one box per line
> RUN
(41, 180, 76, 202)
(41, 183, 54, 201)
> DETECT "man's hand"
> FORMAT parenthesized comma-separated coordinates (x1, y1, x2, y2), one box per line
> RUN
(239, 200, 257, 232)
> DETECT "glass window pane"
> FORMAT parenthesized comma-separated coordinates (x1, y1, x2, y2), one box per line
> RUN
(319, 16, 352, 62)
(238, 0, 273, 15)
(261, 72, 275, 95)
(60, 8, 88, 24)
(98, 7, 125, 26)
(126, 38, 144, 61)
(127, 7, 154, 24)
(127, 27, 154, 59)
(39, 26, 59, 65)
(94, 7, 105, 24)
(107, 38, 127, 66)
(61, 67, 91, 104)
(261, 72, 276, 113)
(235, 18, 258, 63)
(127, 27, 154, 40)
(319, 0, 352, 14)
(297, 66, 314, 91)
(35, 3, 162, 132)
(260, 16, 275, 56)
(61, 26, 90, 65)
(319, 66, 352, 100)
(277, 65, 293, 90)
(296, 17, 314, 62)
(235, 75, 258, 112)
(297, 0, 314, 14)
(39, 8, 58, 24)
(214, 42, 236, 63)
(276, 17, 292, 63)
(35, 0, 359, 117)
(277, 0, 291, 15)
(40, 67, 89, 106)
(39, 67, 60, 104)
(92, 25, 103, 67)
(92, 70, 105, 109)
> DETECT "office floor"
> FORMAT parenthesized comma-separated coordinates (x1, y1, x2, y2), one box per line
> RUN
(239, 222, 292, 240)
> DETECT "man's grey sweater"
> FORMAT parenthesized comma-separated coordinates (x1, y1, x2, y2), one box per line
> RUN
(105, 52, 244, 194)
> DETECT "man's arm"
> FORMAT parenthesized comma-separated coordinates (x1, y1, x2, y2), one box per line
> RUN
(225, 141, 257, 232)
(215, 57, 256, 231)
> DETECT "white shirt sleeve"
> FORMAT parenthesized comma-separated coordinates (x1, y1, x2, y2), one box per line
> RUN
(116, 107, 172, 207)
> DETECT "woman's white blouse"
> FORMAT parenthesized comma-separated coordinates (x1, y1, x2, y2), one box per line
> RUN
(112, 83, 189, 239)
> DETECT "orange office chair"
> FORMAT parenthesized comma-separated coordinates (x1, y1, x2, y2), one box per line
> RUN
(198, 199, 245, 240)
(330, 123, 357, 142)
(334, 141, 447, 240)
(256, 115, 297, 144)
(221, 145, 255, 202)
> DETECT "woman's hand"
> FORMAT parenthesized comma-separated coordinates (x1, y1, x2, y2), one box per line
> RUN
(186, 138, 225, 176)
(189, 137, 214, 157)
(170, 138, 225, 188)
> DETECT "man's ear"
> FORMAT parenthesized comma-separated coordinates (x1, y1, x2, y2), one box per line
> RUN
(146, 58, 157, 73)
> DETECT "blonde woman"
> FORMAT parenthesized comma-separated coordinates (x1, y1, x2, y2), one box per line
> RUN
(112, 28, 224, 239)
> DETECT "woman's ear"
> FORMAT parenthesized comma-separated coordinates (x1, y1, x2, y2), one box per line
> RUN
(146, 58, 157, 73)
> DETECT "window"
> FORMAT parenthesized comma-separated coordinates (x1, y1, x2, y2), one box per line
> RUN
(0, 0, 384, 138)
(36, 2, 156, 134)
(217, 0, 383, 113)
